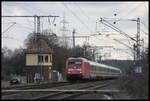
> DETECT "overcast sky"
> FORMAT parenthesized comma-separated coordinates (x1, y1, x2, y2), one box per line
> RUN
(2, 1, 149, 60)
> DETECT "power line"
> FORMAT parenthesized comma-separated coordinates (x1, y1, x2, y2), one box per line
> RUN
(73, 2, 96, 35)
(2, 22, 16, 34)
(99, 18, 137, 42)
(99, 19, 133, 46)
(140, 19, 148, 30)
(120, 3, 143, 18)
(141, 28, 148, 36)
(2, 36, 23, 43)
(2, 18, 35, 33)
(114, 48, 134, 57)
(113, 38, 134, 52)
(26, 17, 34, 29)
(62, 3, 93, 34)
(2, 22, 16, 24)
(2, 15, 59, 17)
(2, 15, 59, 40)
(16, 22, 33, 31)
(73, 2, 91, 21)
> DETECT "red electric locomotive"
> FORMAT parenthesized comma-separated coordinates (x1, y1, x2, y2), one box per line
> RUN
(66, 57, 89, 81)
(66, 57, 121, 82)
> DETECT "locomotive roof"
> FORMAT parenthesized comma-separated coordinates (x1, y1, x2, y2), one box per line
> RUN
(68, 57, 120, 71)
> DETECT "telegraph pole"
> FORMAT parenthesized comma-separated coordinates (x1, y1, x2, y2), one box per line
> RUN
(136, 17, 141, 73)
(133, 44, 136, 68)
(37, 16, 41, 34)
(72, 29, 75, 49)
(34, 15, 37, 33)
(92, 49, 96, 62)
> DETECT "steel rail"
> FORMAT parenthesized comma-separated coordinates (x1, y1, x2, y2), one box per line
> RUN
(30, 80, 114, 100)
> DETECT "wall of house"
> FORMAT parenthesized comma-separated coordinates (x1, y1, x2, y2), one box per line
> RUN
(26, 54, 52, 66)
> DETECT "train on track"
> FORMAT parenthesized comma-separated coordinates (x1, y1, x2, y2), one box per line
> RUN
(66, 57, 121, 82)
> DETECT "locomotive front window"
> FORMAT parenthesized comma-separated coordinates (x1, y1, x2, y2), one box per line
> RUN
(68, 61, 82, 67)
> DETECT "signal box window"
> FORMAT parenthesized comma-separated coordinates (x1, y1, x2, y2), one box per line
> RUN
(50, 55, 52, 63)
(45, 56, 48, 63)
(38, 55, 43, 64)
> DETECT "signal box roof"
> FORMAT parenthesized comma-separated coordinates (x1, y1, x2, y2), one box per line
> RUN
(25, 39, 52, 54)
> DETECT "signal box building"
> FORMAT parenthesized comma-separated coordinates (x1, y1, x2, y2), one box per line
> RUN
(25, 39, 53, 83)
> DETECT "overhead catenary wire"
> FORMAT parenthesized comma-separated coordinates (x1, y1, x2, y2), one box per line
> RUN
(100, 16, 148, 54)
(16, 22, 33, 31)
(26, 17, 33, 27)
(2, 36, 23, 43)
(114, 48, 134, 57)
(2, 22, 16, 24)
(62, 3, 93, 34)
(47, 16, 55, 33)
(2, 17, 37, 44)
(141, 29, 148, 36)
(94, 31, 134, 58)
(2, 15, 59, 35)
(2, 22, 33, 41)
(99, 19, 133, 46)
(73, 2, 91, 22)
(2, 22, 16, 34)
(120, 3, 143, 19)
(2, 17, 34, 37)
(113, 38, 134, 52)
(48, 16, 51, 25)
(100, 18, 137, 42)
(119, 3, 148, 35)
(73, 2, 97, 37)
(140, 19, 148, 31)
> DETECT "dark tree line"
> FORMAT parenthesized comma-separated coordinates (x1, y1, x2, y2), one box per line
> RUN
(117, 48, 149, 99)
(2, 31, 93, 80)
(99, 48, 148, 99)
(100, 59, 134, 76)
(2, 47, 26, 80)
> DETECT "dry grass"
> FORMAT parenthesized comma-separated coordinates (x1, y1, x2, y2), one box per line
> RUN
(118, 73, 148, 99)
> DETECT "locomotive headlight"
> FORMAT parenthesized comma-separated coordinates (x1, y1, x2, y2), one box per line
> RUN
(68, 69, 73, 71)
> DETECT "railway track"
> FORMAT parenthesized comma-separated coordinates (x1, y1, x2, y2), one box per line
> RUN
(31, 79, 114, 100)
(2, 79, 116, 100)
(2, 81, 71, 96)
(2, 81, 69, 90)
